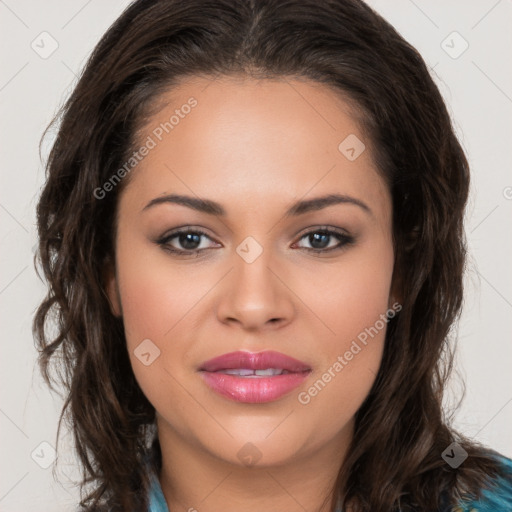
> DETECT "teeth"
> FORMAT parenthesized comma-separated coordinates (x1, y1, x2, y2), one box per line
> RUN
(255, 368, 283, 376)
(218, 368, 285, 377)
(222, 368, 256, 376)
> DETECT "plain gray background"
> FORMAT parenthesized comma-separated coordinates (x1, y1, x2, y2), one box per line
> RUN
(1, 1, 511, 510)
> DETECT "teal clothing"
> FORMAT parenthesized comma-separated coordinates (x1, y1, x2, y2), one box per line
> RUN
(455, 452, 512, 512)
(147, 469, 168, 512)
(148, 452, 512, 511)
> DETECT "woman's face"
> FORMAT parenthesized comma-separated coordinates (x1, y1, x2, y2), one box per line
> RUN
(107, 76, 395, 468)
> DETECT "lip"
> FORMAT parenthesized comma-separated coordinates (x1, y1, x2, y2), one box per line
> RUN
(199, 350, 311, 404)
(199, 350, 311, 372)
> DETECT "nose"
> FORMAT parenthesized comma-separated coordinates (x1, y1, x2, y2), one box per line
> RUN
(216, 249, 295, 332)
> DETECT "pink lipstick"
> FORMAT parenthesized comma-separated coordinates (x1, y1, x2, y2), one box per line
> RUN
(199, 350, 311, 403)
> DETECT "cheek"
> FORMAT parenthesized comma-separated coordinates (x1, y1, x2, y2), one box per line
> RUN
(293, 240, 393, 412)
(298, 243, 394, 346)
(116, 244, 200, 345)
(296, 289, 389, 436)
(113, 241, 197, 398)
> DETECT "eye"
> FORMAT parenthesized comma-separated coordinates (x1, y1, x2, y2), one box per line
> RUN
(156, 226, 355, 257)
(293, 227, 355, 253)
(157, 228, 219, 256)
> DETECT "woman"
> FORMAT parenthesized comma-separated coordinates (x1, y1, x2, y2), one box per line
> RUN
(33, 0, 512, 511)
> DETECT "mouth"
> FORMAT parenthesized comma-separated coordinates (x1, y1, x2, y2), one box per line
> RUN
(212, 368, 296, 377)
(198, 350, 312, 403)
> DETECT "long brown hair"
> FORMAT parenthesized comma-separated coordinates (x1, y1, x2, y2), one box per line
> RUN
(33, 0, 503, 510)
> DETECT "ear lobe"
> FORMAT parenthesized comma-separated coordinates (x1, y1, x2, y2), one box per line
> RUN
(104, 263, 122, 318)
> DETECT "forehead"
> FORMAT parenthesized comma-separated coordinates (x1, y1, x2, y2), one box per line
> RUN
(121, 76, 390, 222)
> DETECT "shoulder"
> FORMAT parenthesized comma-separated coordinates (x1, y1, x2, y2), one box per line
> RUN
(454, 452, 512, 511)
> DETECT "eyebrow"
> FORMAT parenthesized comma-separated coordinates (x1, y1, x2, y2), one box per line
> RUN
(142, 193, 372, 217)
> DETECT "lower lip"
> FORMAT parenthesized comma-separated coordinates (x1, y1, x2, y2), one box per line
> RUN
(200, 371, 311, 403)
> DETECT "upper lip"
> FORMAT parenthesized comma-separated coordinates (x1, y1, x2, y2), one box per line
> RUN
(199, 350, 311, 373)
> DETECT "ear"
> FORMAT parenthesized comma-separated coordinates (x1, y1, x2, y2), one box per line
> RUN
(103, 259, 122, 318)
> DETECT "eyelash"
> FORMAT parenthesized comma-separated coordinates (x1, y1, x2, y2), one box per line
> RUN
(156, 226, 355, 257)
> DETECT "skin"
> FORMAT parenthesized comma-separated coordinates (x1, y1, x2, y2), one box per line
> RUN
(106, 76, 396, 512)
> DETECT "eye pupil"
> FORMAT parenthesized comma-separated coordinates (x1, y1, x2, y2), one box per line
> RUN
(310, 232, 330, 249)
(179, 233, 201, 250)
